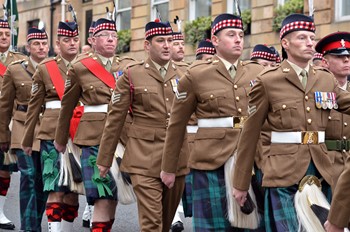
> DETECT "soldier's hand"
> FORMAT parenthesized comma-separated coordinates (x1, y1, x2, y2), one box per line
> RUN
(0, 142, 9, 153)
(98, 165, 109, 178)
(54, 141, 66, 153)
(232, 188, 248, 207)
(22, 146, 32, 156)
(324, 220, 343, 232)
(160, 171, 175, 189)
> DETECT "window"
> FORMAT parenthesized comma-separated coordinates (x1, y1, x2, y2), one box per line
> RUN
(85, 10, 92, 44)
(151, 0, 169, 22)
(227, 0, 251, 14)
(116, 0, 131, 30)
(335, 0, 350, 22)
(189, 0, 212, 21)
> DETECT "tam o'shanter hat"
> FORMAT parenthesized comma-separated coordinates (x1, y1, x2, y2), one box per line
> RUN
(280, 13, 315, 40)
(57, 21, 79, 37)
(196, 39, 216, 56)
(315, 31, 350, 56)
(211, 13, 243, 36)
(312, 52, 323, 61)
(27, 27, 48, 42)
(145, 20, 173, 40)
(88, 21, 96, 34)
(250, 44, 277, 62)
(0, 19, 9, 29)
(93, 18, 117, 36)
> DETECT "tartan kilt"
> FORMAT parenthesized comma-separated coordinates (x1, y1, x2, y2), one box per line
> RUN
(264, 161, 332, 232)
(182, 170, 193, 217)
(0, 150, 18, 172)
(40, 140, 70, 193)
(81, 145, 118, 205)
(192, 166, 246, 232)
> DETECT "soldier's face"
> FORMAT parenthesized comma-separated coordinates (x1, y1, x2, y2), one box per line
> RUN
(282, 31, 315, 63)
(212, 28, 243, 61)
(171, 40, 185, 62)
(27, 39, 49, 62)
(200, 53, 214, 61)
(323, 54, 350, 78)
(145, 35, 173, 66)
(92, 30, 118, 57)
(255, 58, 276, 68)
(0, 28, 10, 51)
(57, 36, 80, 57)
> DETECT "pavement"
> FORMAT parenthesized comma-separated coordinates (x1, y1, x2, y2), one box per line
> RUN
(2, 172, 192, 232)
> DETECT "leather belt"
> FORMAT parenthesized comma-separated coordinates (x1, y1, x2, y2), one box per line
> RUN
(325, 139, 350, 151)
(17, 104, 28, 112)
(84, 104, 108, 113)
(271, 131, 325, 144)
(197, 116, 248, 128)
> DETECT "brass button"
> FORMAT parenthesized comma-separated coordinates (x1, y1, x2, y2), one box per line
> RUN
(305, 96, 308, 101)
(282, 104, 286, 109)
(344, 122, 348, 127)
(144, 88, 148, 92)
(234, 85, 238, 89)
(167, 112, 171, 116)
(53, 86, 55, 89)
(343, 136, 347, 140)
(21, 83, 24, 86)
(210, 94, 214, 98)
(306, 107, 310, 112)
(328, 116, 332, 120)
(165, 98, 169, 101)
(110, 88, 113, 92)
(90, 85, 93, 89)
(236, 96, 239, 101)
(343, 149, 346, 153)
(307, 119, 312, 124)
(238, 108, 242, 113)
(164, 84, 167, 87)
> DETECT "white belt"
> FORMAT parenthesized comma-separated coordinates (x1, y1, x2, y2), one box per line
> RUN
(271, 131, 325, 144)
(186, 125, 198, 134)
(45, 100, 61, 109)
(197, 116, 247, 128)
(84, 104, 108, 113)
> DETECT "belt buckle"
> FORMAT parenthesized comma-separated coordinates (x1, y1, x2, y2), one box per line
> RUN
(234, 116, 247, 128)
(302, 131, 318, 144)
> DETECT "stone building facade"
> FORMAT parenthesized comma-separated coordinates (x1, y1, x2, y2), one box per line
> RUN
(8, 0, 350, 61)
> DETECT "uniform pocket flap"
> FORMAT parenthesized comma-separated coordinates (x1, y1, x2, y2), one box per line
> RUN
(134, 86, 157, 94)
(271, 100, 297, 112)
(80, 113, 106, 121)
(13, 111, 26, 122)
(128, 127, 155, 141)
(199, 89, 227, 101)
(195, 129, 226, 140)
(269, 144, 298, 155)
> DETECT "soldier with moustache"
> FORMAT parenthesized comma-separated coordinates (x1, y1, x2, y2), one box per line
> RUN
(21, 21, 81, 232)
(53, 18, 134, 232)
(231, 14, 350, 231)
(0, 27, 49, 231)
(0, 18, 26, 230)
(96, 20, 189, 232)
(160, 13, 263, 231)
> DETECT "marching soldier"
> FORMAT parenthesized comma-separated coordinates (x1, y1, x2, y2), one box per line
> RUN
(250, 44, 278, 67)
(53, 18, 134, 232)
(231, 13, 350, 232)
(22, 21, 81, 232)
(195, 39, 216, 61)
(0, 27, 49, 231)
(96, 20, 189, 232)
(0, 18, 26, 230)
(312, 52, 323, 67)
(160, 13, 263, 231)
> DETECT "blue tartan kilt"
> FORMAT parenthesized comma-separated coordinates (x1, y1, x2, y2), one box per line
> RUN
(264, 161, 332, 232)
(40, 140, 70, 193)
(182, 170, 193, 218)
(192, 166, 247, 232)
(81, 145, 117, 205)
(0, 150, 18, 172)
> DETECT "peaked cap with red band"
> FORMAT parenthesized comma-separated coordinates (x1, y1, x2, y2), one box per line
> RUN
(315, 31, 350, 56)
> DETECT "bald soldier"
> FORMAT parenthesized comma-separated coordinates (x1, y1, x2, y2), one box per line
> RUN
(53, 18, 134, 232)
(160, 13, 263, 231)
(97, 20, 189, 232)
(0, 18, 26, 230)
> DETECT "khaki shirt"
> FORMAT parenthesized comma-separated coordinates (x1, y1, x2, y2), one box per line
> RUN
(233, 60, 350, 191)
(161, 56, 264, 173)
(97, 58, 189, 177)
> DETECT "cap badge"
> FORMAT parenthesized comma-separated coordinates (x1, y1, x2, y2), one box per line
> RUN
(341, 39, 346, 48)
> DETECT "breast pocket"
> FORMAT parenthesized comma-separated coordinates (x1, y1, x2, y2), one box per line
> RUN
(15, 81, 32, 101)
(134, 86, 157, 112)
(271, 100, 299, 129)
(82, 82, 100, 103)
(199, 89, 229, 114)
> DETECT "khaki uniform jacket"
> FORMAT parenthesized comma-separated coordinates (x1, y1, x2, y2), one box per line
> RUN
(233, 60, 350, 191)
(325, 82, 350, 186)
(54, 53, 134, 146)
(0, 58, 40, 151)
(328, 155, 350, 227)
(97, 58, 189, 178)
(22, 55, 70, 147)
(161, 56, 264, 173)
(0, 51, 27, 86)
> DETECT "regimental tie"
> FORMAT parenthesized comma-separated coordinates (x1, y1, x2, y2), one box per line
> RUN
(105, 60, 112, 72)
(229, 65, 236, 80)
(0, 53, 6, 63)
(300, 69, 308, 89)
(160, 66, 166, 78)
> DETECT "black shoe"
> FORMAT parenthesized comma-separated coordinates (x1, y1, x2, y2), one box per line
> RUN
(82, 219, 90, 228)
(0, 222, 15, 230)
(171, 221, 184, 232)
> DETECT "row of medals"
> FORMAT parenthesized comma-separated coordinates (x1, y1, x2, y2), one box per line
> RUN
(314, 92, 338, 109)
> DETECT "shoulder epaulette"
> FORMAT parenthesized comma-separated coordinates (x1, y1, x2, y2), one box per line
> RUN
(241, 60, 260, 66)
(9, 58, 26, 66)
(39, 57, 56, 65)
(118, 56, 136, 62)
(313, 66, 331, 73)
(189, 59, 211, 69)
(125, 60, 144, 69)
(9, 51, 25, 55)
(259, 65, 279, 76)
(172, 61, 189, 67)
